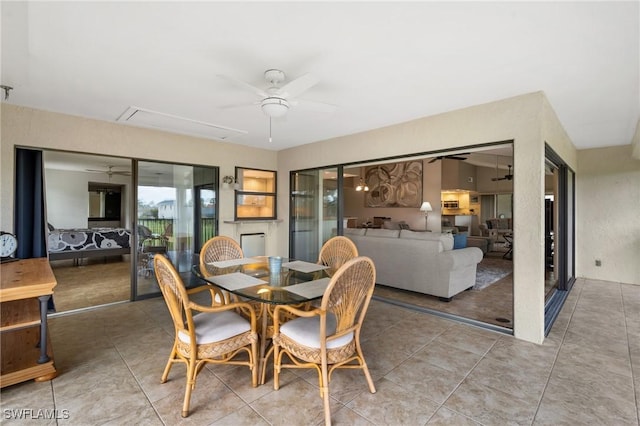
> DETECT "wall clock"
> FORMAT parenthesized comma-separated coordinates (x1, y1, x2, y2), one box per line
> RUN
(0, 231, 18, 263)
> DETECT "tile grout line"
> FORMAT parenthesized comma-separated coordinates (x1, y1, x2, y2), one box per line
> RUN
(620, 283, 640, 425)
(111, 304, 171, 425)
(427, 333, 501, 425)
(529, 277, 585, 425)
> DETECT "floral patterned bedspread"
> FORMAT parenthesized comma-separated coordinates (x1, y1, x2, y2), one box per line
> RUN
(48, 228, 131, 252)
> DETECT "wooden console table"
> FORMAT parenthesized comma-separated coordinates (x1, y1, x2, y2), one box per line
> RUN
(1, 258, 57, 388)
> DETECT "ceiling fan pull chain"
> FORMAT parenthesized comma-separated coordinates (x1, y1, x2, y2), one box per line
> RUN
(269, 117, 273, 143)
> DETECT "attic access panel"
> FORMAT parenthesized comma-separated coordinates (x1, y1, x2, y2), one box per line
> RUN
(116, 106, 247, 141)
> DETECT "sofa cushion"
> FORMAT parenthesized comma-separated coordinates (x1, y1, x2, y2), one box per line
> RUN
(345, 229, 483, 299)
(399, 230, 454, 251)
(453, 233, 468, 249)
(365, 228, 400, 238)
(382, 220, 407, 230)
(344, 228, 366, 236)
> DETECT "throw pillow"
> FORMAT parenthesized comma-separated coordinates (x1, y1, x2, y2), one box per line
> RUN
(453, 233, 467, 249)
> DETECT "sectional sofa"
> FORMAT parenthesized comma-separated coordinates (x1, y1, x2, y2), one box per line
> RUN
(344, 228, 483, 301)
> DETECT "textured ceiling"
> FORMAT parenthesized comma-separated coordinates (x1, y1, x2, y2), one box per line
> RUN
(2, 2, 638, 151)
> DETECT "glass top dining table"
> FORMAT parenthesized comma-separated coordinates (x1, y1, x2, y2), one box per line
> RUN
(192, 255, 336, 385)
(192, 256, 334, 305)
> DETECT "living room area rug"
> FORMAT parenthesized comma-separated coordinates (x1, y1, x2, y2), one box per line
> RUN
(474, 255, 513, 290)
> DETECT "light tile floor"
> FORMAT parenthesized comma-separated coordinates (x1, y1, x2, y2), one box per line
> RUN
(1, 278, 638, 425)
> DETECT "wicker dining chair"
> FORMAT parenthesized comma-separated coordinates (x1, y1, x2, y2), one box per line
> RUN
(317, 236, 359, 276)
(271, 256, 377, 426)
(199, 235, 244, 274)
(153, 254, 258, 418)
(198, 236, 245, 303)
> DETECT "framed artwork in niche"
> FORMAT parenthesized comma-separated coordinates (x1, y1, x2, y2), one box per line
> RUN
(364, 160, 422, 207)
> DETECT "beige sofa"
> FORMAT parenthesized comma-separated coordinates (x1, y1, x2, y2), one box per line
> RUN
(344, 228, 483, 301)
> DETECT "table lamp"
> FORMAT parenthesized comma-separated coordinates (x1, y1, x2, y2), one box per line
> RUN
(420, 201, 433, 230)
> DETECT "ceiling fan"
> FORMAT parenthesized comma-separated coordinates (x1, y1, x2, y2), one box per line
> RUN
(218, 69, 336, 119)
(86, 165, 131, 177)
(492, 165, 513, 181)
(428, 153, 469, 163)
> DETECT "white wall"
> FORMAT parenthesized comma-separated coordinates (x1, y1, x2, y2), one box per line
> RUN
(45, 168, 131, 229)
(577, 145, 640, 285)
(47, 170, 95, 228)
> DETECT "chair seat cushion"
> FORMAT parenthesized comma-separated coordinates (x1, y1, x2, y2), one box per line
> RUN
(280, 313, 353, 349)
(178, 310, 251, 345)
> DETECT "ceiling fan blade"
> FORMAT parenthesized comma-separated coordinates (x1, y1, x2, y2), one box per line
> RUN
(448, 156, 468, 161)
(279, 73, 319, 99)
(428, 157, 439, 164)
(217, 74, 268, 98)
(86, 167, 130, 175)
(290, 98, 337, 113)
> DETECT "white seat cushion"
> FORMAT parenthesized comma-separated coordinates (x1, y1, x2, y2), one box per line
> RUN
(280, 313, 353, 349)
(178, 310, 251, 345)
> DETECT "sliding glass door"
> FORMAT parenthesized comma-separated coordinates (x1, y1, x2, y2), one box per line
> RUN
(544, 145, 576, 334)
(290, 167, 342, 262)
(134, 161, 217, 298)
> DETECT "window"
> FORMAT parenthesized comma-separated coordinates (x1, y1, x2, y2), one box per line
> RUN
(235, 167, 277, 220)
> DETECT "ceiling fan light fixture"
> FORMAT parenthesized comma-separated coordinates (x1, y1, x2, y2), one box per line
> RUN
(261, 97, 289, 117)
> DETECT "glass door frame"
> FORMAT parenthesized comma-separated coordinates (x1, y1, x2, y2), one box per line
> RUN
(132, 160, 219, 301)
(543, 144, 576, 335)
(289, 166, 344, 262)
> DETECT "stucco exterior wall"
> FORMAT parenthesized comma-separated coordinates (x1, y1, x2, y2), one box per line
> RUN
(278, 92, 553, 343)
(0, 104, 279, 252)
(577, 145, 640, 285)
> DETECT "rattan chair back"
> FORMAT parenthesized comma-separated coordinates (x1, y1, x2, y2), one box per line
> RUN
(272, 256, 377, 426)
(320, 255, 374, 338)
(153, 254, 258, 418)
(154, 253, 196, 344)
(199, 236, 244, 276)
(317, 236, 358, 274)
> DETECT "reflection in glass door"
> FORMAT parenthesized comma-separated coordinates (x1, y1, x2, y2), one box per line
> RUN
(290, 170, 319, 262)
(544, 145, 576, 335)
(290, 167, 341, 262)
(135, 161, 217, 299)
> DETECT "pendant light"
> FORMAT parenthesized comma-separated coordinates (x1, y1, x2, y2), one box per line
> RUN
(355, 168, 369, 191)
